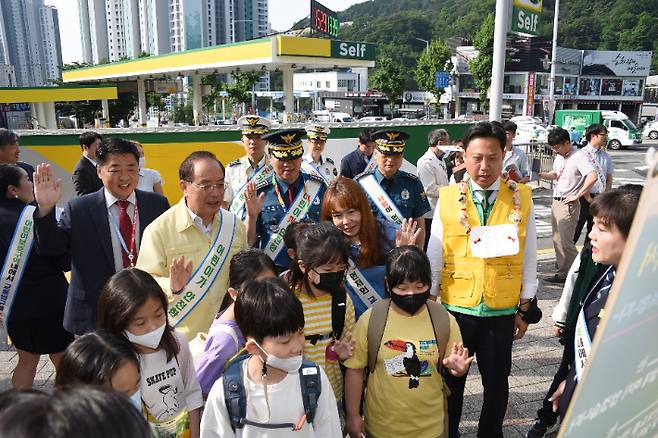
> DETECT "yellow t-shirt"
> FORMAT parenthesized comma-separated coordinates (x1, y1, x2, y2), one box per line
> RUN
(294, 287, 355, 400)
(344, 306, 462, 438)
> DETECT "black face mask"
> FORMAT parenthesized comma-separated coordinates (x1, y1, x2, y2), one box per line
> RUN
(390, 290, 430, 315)
(311, 269, 345, 293)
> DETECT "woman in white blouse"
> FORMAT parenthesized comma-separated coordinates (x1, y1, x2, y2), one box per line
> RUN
(134, 142, 164, 195)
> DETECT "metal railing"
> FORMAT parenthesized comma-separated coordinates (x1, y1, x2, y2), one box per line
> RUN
(517, 142, 555, 191)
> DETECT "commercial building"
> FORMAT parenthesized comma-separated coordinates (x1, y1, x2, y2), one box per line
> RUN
(452, 37, 652, 123)
(39, 5, 63, 82)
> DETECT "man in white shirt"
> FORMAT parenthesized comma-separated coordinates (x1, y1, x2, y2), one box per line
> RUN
(502, 121, 530, 183)
(223, 115, 271, 217)
(416, 128, 449, 249)
(302, 124, 337, 184)
(538, 127, 598, 283)
(573, 124, 614, 244)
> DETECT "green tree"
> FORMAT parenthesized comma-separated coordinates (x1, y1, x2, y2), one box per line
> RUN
(226, 71, 262, 106)
(370, 56, 405, 116)
(201, 74, 225, 112)
(414, 40, 453, 112)
(469, 12, 495, 108)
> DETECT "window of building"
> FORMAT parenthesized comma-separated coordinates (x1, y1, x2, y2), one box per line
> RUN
(503, 74, 525, 94)
(326, 81, 330, 88)
(459, 74, 477, 93)
(316, 81, 321, 88)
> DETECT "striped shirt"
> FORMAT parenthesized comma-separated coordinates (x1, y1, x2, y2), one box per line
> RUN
(294, 286, 355, 400)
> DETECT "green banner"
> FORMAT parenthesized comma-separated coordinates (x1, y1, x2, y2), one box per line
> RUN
(511, 6, 541, 36)
(330, 40, 377, 61)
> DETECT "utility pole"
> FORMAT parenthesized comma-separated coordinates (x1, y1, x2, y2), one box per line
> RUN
(548, 0, 560, 124)
(490, 0, 510, 121)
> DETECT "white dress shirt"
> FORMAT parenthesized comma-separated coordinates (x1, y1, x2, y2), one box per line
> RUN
(417, 148, 449, 219)
(427, 177, 538, 299)
(187, 207, 215, 238)
(104, 188, 140, 272)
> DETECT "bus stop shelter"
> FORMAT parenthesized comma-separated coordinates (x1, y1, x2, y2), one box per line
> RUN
(62, 36, 376, 125)
(0, 85, 118, 129)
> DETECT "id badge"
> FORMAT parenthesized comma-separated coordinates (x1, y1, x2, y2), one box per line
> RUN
(325, 341, 339, 362)
(469, 224, 520, 258)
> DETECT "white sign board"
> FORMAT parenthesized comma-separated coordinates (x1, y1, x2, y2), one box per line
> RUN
(581, 51, 653, 77)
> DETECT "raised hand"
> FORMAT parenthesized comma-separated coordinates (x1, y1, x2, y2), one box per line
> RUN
(33, 163, 62, 216)
(442, 342, 475, 377)
(244, 182, 264, 220)
(333, 332, 355, 361)
(395, 218, 421, 247)
(170, 255, 193, 294)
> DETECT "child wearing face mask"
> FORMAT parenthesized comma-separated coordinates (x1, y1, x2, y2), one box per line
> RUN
(195, 249, 277, 396)
(200, 277, 342, 437)
(288, 222, 356, 405)
(344, 246, 473, 438)
(97, 268, 203, 438)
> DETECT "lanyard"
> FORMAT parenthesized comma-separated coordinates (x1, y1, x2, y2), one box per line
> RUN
(272, 174, 307, 212)
(108, 201, 139, 266)
(556, 153, 572, 181)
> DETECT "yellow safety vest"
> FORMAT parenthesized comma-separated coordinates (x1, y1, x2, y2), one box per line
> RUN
(438, 182, 532, 309)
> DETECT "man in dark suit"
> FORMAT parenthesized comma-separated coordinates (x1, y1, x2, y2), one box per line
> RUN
(339, 128, 376, 179)
(33, 138, 169, 335)
(72, 131, 103, 196)
(0, 128, 34, 180)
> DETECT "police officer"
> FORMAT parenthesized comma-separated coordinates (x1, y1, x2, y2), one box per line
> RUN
(246, 129, 327, 271)
(302, 124, 337, 184)
(223, 115, 271, 217)
(355, 129, 430, 246)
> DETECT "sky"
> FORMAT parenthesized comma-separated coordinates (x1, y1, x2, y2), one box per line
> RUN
(45, 0, 368, 63)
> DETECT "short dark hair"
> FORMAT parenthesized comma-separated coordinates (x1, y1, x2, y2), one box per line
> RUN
(585, 123, 607, 141)
(0, 164, 24, 197)
(55, 331, 139, 388)
(234, 277, 304, 343)
(0, 387, 151, 438)
(79, 131, 102, 150)
(97, 268, 180, 362)
(428, 129, 449, 147)
(503, 121, 517, 133)
(179, 151, 225, 181)
(385, 245, 432, 292)
(283, 220, 312, 253)
(0, 128, 18, 149)
(590, 188, 641, 239)
(289, 221, 349, 291)
(358, 128, 375, 145)
(218, 248, 277, 312)
(462, 122, 506, 151)
(548, 127, 571, 146)
(95, 138, 140, 166)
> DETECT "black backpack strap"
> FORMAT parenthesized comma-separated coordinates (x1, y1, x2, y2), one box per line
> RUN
(299, 359, 322, 424)
(223, 353, 251, 430)
(331, 286, 347, 340)
(367, 298, 391, 374)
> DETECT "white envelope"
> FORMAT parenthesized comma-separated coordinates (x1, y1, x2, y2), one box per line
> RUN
(469, 224, 520, 259)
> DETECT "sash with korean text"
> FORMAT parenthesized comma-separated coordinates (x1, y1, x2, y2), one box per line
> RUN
(358, 174, 404, 225)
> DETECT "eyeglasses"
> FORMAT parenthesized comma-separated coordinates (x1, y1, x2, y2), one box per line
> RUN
(188, 181, 225, 191)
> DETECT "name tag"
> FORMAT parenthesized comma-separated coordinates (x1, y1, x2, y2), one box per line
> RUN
(469, 224, 520, 258)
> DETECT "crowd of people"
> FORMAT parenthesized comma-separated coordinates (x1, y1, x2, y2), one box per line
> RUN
(0, 117, 643, 437)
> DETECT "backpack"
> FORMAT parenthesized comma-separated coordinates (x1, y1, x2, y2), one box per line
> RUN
(303, 286, 347, 345)
(366, 298, 452, 435)
(223, 352, 322, 432)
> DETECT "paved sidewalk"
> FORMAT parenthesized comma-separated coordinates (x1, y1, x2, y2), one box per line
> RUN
(0, 258, 564, 437)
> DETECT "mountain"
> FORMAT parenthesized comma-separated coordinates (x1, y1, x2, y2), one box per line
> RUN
(335, 0, 658, 75)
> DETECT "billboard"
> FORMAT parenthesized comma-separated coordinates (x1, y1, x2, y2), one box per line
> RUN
(555, 47, 582, 76)
(581, 50, 652, 77)
(601, 79, 623, 96)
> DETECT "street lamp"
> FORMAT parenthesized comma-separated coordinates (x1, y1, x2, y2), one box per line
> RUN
(414, 37, 429, 51)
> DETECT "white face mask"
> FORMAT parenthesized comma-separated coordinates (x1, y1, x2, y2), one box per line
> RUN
(254, 341, 302, 374)
(138, 157, 146, 169)
(129, 389, 142, 411)
(124, 322, 166, 350)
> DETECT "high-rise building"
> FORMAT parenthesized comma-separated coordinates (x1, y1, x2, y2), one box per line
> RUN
(39, 5, 63, 82)
(139, 0, 170, 56)
(78, 0, 109, 64)
(0, 0, 62, 86)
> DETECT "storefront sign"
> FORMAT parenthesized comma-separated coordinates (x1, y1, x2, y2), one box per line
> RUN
(511, 0, 542, 37)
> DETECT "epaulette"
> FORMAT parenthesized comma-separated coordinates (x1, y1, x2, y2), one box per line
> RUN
(399, 170, 420, 181)
(354, 169, 374, 180)
(326, 157, 334, 164)
(306, 172, 326, 185)
(227, 159, 241, 167)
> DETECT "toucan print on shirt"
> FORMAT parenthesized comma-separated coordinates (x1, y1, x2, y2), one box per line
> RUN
(383, 338, 437, 389)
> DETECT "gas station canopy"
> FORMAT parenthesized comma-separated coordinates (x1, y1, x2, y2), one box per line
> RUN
(61, 36, 376, 125)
